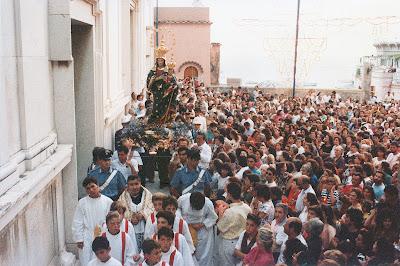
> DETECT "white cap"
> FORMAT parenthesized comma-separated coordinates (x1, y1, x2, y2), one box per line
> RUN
(193, 117, 202, 125)
(121, 114, 132, 124)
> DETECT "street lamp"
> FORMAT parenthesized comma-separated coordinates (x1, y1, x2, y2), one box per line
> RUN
(155, 0, 159, 47)
(292, 0, 301, 97)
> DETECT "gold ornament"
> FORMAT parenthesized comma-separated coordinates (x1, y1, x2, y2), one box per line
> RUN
(155, 41, 169, 59)
(93, 224, 102, 238)
(167, 61, 176, 69)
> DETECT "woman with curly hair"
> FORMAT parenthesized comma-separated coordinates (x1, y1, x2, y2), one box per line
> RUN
(243, 226, 275, 266)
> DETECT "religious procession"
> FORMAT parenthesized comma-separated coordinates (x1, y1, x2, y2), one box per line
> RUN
(70, 41, 400, 266)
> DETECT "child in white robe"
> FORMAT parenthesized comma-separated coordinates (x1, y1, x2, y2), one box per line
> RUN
(139, 239, 170, 266)
(102, 212, 138, 266)
(103, 201, 138, 252)
(177, 192, 218, 266)
(151, 211, 195, 266)
(158, 227, 184, 266)
(72, 177, 113, 266)
(144, 193, 167, 239)
(145, 196, 195, 254)
(88, 236, 122, 266)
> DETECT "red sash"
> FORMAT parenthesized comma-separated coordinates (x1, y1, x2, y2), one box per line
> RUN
(151, 212, 156, 224)
(125, 219, 129, 233)
(174, 232, 180, 251)
(102, 232, 126, 266)
(178, 219, 183, 234)
(169, 250, 176, 266)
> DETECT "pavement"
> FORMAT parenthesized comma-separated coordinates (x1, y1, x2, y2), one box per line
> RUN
(145, 171, 170, 194)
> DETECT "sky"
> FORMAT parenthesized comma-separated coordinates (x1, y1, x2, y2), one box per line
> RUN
(158, 0, 400, 87)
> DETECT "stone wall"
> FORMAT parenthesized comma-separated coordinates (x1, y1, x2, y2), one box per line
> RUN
(0, 178, 59, 265)
(0, 0, 154, 264)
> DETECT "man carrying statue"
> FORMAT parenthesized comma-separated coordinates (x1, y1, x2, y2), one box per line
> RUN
(146, 42, 179, 125)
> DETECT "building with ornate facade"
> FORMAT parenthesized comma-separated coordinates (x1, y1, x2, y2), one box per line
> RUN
(357, 42, 400, 101)
(156, 7, 221, 86)
(0, 0, 154, 264)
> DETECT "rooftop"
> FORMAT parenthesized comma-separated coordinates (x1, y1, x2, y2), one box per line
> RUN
(156, 7, 211, 24)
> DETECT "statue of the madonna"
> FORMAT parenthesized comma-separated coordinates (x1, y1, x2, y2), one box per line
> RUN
(146, 43, 178, 125)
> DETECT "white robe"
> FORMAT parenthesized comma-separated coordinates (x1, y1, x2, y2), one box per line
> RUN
(88, 257, 122, 266)
(72, 195, 113, 266)
(161, 246, 184, 266)
(152, 233, 195, 266)
(139, 261, 169, 266)
(102, 230, 137, 266)
(144, 216, 195, 254)
(177, 193, 218, 266)
(102, 218, 138, 256)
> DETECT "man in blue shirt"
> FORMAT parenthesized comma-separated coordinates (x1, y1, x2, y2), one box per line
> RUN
(170, 148, 212, 198)
(88, 149, 126, 200)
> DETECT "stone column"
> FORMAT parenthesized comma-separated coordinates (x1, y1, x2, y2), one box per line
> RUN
(210, 42, 221, 85)
(48, 0, 78, 258)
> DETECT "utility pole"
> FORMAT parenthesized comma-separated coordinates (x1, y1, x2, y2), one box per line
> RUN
(292, 0, 301, 97)
(155, 0, 159, 47)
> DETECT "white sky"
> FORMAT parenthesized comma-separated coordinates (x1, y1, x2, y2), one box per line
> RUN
(158, 0, 400, 87)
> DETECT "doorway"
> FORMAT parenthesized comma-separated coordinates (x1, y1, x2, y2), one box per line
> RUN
(71, 20, 95, 197)
(184, 66, 199, 79)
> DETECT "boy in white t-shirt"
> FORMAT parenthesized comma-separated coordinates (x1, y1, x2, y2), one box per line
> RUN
(88, 236, 122, 266)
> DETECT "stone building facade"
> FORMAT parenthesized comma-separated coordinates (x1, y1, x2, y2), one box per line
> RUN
(156, 7, 215, 85)
(0, 0, 154, 265)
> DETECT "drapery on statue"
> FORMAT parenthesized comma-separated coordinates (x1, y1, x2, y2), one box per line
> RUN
(147, 42, 179, 125)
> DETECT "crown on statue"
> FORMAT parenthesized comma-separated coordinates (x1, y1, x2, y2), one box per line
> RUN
(155, 41, 169, 59)
(167, 61, 176, 69)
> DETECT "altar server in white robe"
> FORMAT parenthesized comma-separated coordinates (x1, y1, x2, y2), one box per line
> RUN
(145, 196, 195, 254)
(151, 211, 195, 266)
(103, 201, 138, 251)
(102, 211, 137, 266)
(140, 239, 170, 266)
(158, 227, 184, 266)
(177, 192, 218, 266)
(144, 193, 167, 240)
(72, 177, 113, 266)
(88, 236, 122, 266)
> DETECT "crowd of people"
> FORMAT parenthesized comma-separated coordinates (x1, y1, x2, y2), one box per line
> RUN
(72, 78, 400, 266)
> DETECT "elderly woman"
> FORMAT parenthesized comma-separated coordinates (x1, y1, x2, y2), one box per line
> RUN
(304, 218, 324, 264)
(243, 226, 275, 266)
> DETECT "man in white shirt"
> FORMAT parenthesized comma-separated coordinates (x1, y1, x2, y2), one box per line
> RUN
(88, 236, 122, 266)
(295, 176, 315, 212)
(387, 141, 400, 169)
(240, 112, 254, 129)
(193, 109, 207, 132)
(72, 177, 113, 266)
(193, 132, 212, 169)
(135, 102, 146, 119)
(277, 217, 307, 264)
(112, 146, 139, 181)
(217, 182, 251, 266)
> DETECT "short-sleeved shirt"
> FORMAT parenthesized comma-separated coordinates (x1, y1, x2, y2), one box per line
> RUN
(258, 200, 275, 225)
(88, 167, 126, 200)
(111, 159, 139, 181)
(170, 166, 212, 193)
